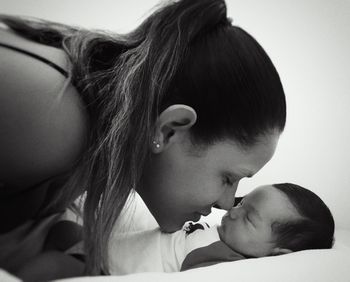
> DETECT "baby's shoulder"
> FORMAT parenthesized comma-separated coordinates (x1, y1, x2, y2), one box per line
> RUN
(182, 222, 220, 257)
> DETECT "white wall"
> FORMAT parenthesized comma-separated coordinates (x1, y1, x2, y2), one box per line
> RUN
(1, 0, 349, 229)
(225, 0, 350, 231)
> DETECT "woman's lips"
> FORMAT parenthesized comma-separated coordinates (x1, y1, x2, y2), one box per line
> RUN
(187, 213, 201, 223)
(199, 208, 212, 217)
(188, 208, 212, 223)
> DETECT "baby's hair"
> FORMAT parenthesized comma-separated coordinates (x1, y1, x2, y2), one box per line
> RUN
(272, 183, 335, 251)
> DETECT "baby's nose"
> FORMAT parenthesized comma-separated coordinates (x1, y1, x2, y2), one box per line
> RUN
(215, 183, 238, 210)
(229, 206, 242, 219)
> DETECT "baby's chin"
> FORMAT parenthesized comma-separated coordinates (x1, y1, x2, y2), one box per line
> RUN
(216, 224, 225, 241)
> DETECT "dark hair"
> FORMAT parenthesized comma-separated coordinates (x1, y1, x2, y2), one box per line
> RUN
(1, 0, 286, 274)
(272, 183, 335, 251)
(163, 21, 286, 148)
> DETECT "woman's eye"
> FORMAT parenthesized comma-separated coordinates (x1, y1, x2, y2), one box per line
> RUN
(245, 214, 255, 227)
(223, 177, 233, 186)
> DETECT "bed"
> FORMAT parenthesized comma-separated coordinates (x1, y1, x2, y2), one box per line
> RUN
(1, 193, 349, 282)
(62, 193, 350, 282)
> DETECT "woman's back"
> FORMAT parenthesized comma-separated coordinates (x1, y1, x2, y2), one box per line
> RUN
(0, 27, 89, 231)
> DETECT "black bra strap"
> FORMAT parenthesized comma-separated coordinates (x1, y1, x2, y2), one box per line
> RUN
(0, 42, 68, 77)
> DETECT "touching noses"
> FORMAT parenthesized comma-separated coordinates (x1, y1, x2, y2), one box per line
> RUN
(229, 205, 244, 219)
(215, 182, 239, 210)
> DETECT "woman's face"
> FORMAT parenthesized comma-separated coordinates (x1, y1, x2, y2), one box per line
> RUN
(138, 132, 280, 233)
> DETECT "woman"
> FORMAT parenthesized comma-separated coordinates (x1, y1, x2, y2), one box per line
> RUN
(0, 0, 286, 278)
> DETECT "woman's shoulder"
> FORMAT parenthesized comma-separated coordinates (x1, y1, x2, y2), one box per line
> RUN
(0, 27, 69, 73)
(0, 28, 89, 191)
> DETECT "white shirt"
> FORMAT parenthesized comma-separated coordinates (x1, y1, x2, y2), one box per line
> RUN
(108, 222, 220, 274)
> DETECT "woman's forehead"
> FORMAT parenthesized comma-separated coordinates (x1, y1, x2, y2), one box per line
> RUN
(201, 137, 278, 175)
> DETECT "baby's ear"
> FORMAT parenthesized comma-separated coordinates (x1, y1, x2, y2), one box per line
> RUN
(271, 247, 293, 256)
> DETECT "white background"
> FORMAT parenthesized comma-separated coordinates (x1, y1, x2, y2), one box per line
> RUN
(0, 0, 349, 229)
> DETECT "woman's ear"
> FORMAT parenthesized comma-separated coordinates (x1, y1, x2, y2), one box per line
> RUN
(151, 104, 197, 153)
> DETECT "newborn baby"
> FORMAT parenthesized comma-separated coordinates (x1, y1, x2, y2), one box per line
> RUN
(107, 182, 334, 274)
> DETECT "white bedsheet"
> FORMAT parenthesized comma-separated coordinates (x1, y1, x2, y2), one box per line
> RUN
(54, 229, 350, 282)
(2, 235, 350, 282)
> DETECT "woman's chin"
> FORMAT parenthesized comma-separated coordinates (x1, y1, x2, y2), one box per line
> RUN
(159, 213, 202, 233)
(191, 213, 202, 223)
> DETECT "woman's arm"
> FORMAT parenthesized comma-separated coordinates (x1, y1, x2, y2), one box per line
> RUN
(16, 250, 85, 282)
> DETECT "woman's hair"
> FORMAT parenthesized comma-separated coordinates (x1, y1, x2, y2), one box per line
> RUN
(272, 183, 335, 251)
(1, 0, 286, 274)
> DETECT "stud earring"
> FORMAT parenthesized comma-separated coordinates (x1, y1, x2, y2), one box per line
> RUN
(152, 140, 160, 149)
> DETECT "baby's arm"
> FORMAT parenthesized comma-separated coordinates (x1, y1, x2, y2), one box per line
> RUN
(181, 224, 245, 271)
(159, 222, 213, 272)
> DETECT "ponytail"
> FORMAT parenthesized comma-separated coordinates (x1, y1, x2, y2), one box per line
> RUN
(0, 14, 74, 47)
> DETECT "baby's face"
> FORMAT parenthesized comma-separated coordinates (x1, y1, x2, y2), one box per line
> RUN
(217, 185, 300, 257)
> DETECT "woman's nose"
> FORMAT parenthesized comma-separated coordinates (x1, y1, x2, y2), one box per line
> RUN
(215, 182, 238, 210)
